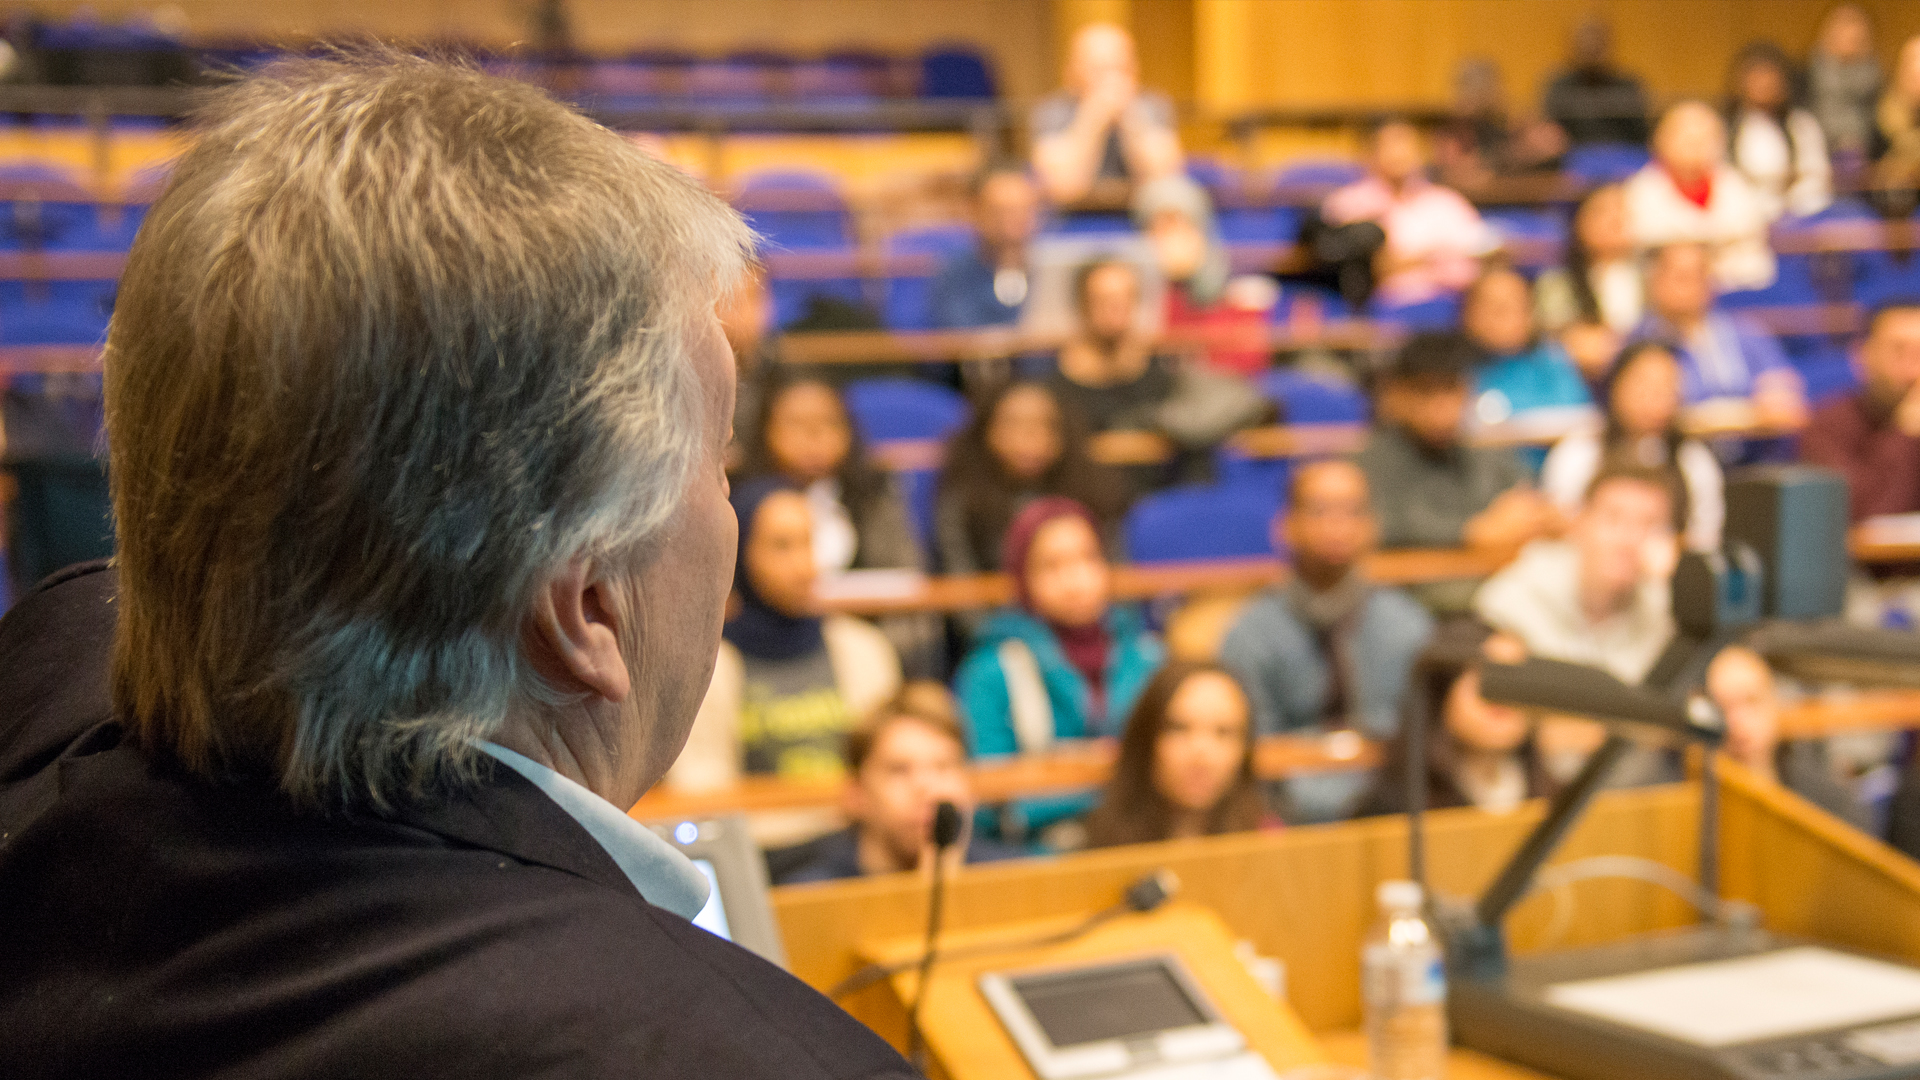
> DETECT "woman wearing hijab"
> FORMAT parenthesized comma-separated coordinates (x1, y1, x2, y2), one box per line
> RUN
(668, 478, 902, 805)
(952, 496, 1164, 846)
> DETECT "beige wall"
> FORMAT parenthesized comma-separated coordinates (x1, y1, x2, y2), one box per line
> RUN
(1192, 0, 1920, 111)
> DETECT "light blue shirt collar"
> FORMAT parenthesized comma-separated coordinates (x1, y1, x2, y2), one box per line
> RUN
(476, 742, 709, 920)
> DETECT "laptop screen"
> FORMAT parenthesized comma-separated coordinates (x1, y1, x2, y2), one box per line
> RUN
(1012, 958, 1210, 1049)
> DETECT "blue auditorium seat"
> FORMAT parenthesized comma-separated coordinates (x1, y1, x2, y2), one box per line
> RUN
(0, 282, 115, 345)
(1274, 159, 1366, 187)
(882, 225, 976, 331)
(1788, 339, 1859, 406)
(1369, 293, 1461, 331)
(0, 162, 100, 252)
(843, 379, 969, 546)
(735, 171, 852, 250)
(1124, 482, 1280, 563)
(920, 46, 995, 99)
(1564, 143, 1650, 184)
(1255, 368, 1370, 424)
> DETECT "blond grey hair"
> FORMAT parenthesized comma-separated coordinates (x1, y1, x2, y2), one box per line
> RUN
(105, 52, 751, 807)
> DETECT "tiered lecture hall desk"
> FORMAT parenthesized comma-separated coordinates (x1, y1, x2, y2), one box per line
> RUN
(713, 765, 1920, 1080)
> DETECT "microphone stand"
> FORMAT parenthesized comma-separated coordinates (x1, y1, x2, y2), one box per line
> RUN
(906, 801, 963, 1073)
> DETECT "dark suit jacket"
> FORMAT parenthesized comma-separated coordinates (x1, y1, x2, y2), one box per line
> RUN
(0, 563, 916, 1080)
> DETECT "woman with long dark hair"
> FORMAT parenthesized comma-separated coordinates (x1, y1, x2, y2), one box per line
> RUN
(1540, 339, 1723, 550)
(934, 379, 1130, 574)
(1726, 40, 1833, 219)
(736, 369, 942, 674)
(1357, 620, 1559, 817)
(1535, 183, 1642, 338)
(1084, 662, 1270, 847)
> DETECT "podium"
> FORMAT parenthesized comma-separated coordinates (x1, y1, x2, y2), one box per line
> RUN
(770, 763, 1920, 1080)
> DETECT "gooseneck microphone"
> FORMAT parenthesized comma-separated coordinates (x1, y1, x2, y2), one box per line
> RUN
(906, 801, 964, 1071)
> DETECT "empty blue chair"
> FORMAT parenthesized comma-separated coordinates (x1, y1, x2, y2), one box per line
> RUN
(921, 46, 995, 99)
(0, 282, 115, 345)
(1564, 143, 1650, 184)
(883, 225, 977, 331)
(843, 378, 969, 444)
(1124, 482, 1280, 563)
(1718, 253, 1826, 310)
(1369, 293, 1461, 331)
(735, 171, 852, 250)
(843, 379, 969, 547)
(1255, 368, 1369, 424)
(1185, 157, 1239, 197)
(1274, 159, 1365, 188)
(1218, 206, 1299, 244)
(0, 162, 99, 251)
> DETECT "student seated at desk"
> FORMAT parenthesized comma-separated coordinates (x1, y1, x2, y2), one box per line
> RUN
(933, 379, 1130, 575)
(1798, 300, 1920, 521)
(932, 161, 1041, 330)
(1356, 332, 1560, 552)
(1541, 340, 1725, 551)
(1536, 184, 1645, 339)
(1634, 243, 1806, 439)
(1706, 646, 1871, 831)
(1624, 101, 1777, 292)
(1219, 459, 1433, 824)
(1462, 265, 1595, 457)
(1052, 257, 1270, 487)
(672, 479, 902, 803)
(1473, 463, 1681, 787)
(1321, 119, 1491, 307)
(1358, 621, 1562, 817)
(738, 371, 941, 676)
(1085, 663, 1275, 847)
(954, 497, 1163, 845)
(775, 683, 1024, 884)
(1134, 174, 1268, 377)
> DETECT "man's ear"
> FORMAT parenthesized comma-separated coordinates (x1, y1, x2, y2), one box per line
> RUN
(528, 564, 632, 705)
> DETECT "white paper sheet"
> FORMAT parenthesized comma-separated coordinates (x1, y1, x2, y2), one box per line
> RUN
(1544, 947, 1920, 1047)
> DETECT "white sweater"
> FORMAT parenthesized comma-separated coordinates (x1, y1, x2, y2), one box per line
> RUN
(1623, 163, 1776, 291)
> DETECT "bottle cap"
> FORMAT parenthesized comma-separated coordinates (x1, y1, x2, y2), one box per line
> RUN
(1377, 879, 1424, 910)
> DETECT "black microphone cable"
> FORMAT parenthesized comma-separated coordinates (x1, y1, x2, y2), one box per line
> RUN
(905, 800, 964, 1072)
(828, 867, 1181, 1000)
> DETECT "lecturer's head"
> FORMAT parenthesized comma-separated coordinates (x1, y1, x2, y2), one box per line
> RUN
(105, 53, 753, 810)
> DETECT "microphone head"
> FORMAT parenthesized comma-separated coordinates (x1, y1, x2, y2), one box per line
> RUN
(931, 801, 964, 849)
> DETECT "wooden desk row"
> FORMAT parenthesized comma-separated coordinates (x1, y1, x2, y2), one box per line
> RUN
(630, 689, 1920, 825)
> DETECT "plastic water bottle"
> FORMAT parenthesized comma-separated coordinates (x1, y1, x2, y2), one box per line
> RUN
(1363, 880, 1447, 1080)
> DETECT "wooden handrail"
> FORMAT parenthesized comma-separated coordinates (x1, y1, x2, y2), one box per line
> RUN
(627, 687, 1920, 823)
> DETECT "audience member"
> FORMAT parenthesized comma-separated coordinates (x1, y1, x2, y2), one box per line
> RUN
(1706, 646, 1871, 829)
(1542, 341, 1726, 550)
(1357, 332, 1557, 551)
(1321, 119, 1493, 307)
(1219, 459, 1434, 823)
(1869, 35, 1920, 218)
(1463, 266, 1595, 446)
(1433, 57, 1567, 189)
(934, 379, 1129, 575)
(1637, 243, 1806, 430)
(1808, 4, 1882, 162)
(673, 479, 902, 799)
(1474, 463, 1677, 684)
(1727, 41, 1834, 219)
(1030, 22, 1183, 204)
(1358, 622, 1560, 817)
(1474, 464, 1681, 787)
(1536, 184, 1645, 337)
(1084, 663, 1273, 846)
(1625, 101, 1778, 291)
(1135, 174, 1267, 376)
(739, 371, 941, 674)
(1799, 300, 1920, 521)
(1541, 17, 1652, 147)
(954, 497, 1163, 756)
(933, 162, 1041, 329)
(775, 684, 1023, 884)
(1052, 257, 1269, 485)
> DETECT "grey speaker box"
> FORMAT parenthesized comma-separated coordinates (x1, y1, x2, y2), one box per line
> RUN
(1723, 465, 1850, 621)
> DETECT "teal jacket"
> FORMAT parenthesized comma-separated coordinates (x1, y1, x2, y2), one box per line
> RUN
(954, 605, 1164, 758)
